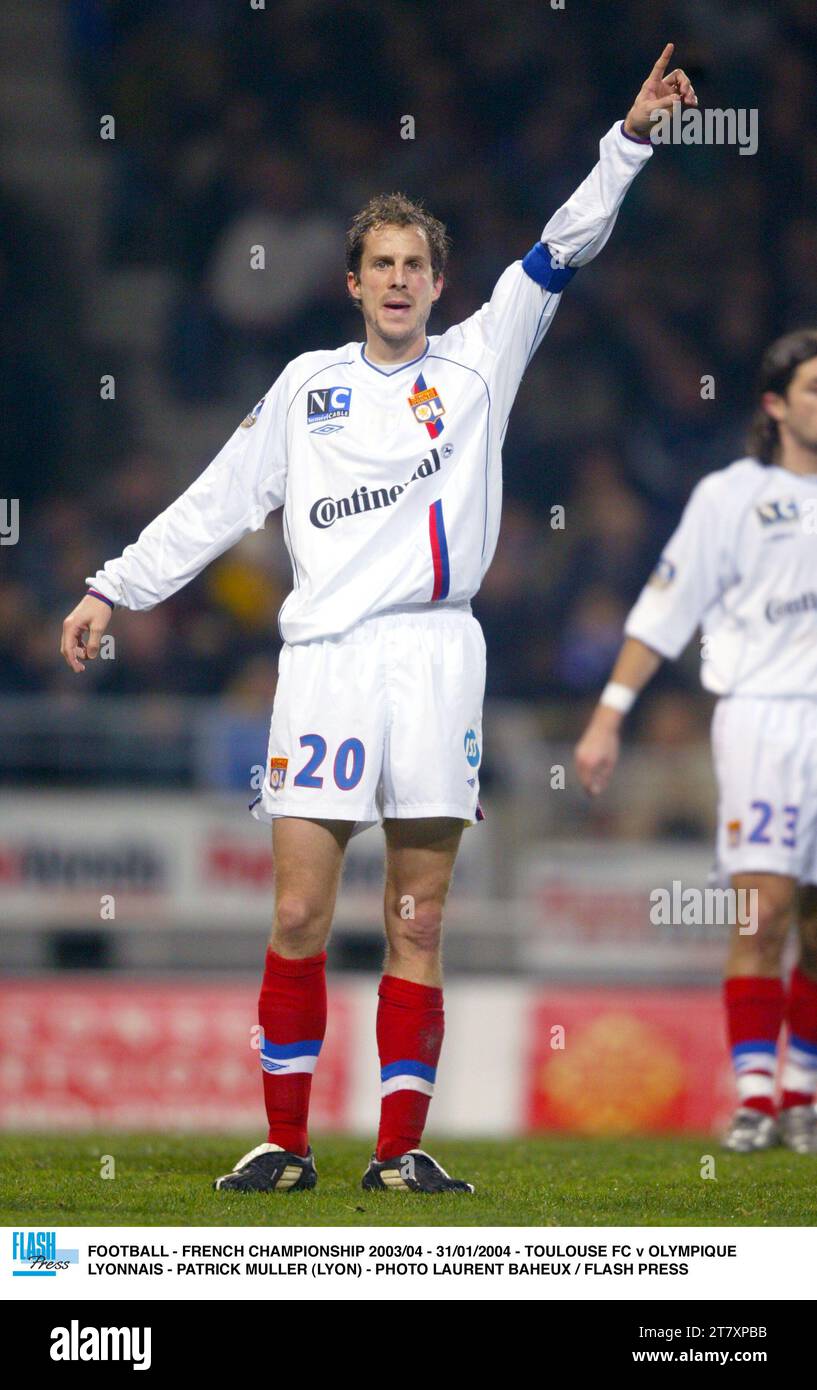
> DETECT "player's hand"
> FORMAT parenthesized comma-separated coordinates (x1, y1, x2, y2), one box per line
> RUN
(624, 42, 697, 141)
(60, 594, 113, 673)
(574, 710, 621, 797)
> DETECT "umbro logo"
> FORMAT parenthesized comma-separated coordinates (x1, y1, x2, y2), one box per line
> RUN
(311, 423, 344, 435)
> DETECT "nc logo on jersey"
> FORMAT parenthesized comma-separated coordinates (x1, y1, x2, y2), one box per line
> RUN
(756, 498, 799, 527)
(464, 728, 480, 767)
(308, 387, 351, 427)
(269, 756, 288, 790)
(647, 556, 676, 589)
(240, 396, 266, 428)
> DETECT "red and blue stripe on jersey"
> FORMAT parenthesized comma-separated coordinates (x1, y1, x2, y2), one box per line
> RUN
(412, 371, 450, 600)
(428, 498, 450, 601)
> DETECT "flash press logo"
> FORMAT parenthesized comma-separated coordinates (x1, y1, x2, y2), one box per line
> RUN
(50, 1321, 152, 1371)
(12, 1230, 78, 1277)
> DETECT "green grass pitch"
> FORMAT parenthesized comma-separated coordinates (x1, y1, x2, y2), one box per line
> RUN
(1, 1134, 815, 1227)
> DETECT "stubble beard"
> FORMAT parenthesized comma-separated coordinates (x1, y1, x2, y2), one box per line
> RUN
(364, 300, 428, 355)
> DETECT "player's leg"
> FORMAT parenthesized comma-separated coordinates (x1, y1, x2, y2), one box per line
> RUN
(777, 884, 817, 1153)
(381, 813, 463, 985)
(218, 625, 385, 1192)
(214, 816, 354, 1192)
(712, 695, 813, 1151)
(260, 816, 355, 1144)
(361, 814, 474, 1192)
(722, 871, 796, 1152)
(360, 607, 484, 1193)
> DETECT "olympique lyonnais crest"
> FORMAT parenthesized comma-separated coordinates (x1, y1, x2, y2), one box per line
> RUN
(269, 756, 288, 790)
(408, 382, 445, 438)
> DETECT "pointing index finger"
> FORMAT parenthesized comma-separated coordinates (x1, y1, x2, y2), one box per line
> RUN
(649, 42, 674, 82)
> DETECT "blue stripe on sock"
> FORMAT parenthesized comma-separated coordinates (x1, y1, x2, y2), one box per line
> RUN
(732, 1039, 777, 1057)
(261, 1038, 322, 1059)
(380, 1058, 437, 1083)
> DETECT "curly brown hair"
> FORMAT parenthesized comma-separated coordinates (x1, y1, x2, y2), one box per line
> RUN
(345, 192, 451, 289)
(746, 328, 817, 464)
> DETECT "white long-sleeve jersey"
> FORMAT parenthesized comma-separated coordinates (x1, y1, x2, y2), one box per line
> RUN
(86, 122, 652, 645)
(625, 458, 817, 696)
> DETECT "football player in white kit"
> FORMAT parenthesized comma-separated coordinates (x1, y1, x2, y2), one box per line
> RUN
(576, 329, 817, 1156)
(63, 48, 697, 1194)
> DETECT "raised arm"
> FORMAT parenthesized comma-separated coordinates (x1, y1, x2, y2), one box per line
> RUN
(539, 43, 696, 277)
(454, 45, 697, 426)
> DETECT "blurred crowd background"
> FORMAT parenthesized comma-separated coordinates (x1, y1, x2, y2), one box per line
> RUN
(3, 0, 816, 760)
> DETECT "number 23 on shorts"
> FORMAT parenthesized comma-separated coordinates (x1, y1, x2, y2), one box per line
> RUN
(746, 800, 800, 848)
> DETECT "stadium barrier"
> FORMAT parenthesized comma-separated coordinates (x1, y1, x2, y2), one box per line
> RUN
(0, 976, 735, 1136)
(1, 791, 737, 979)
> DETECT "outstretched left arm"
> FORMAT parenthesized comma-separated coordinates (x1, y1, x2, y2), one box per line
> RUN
(537, 43, 697, 281)
(448, 45, 698, 417)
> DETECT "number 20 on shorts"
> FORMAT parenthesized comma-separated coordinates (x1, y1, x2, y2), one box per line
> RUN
(293, 734, 365, 791)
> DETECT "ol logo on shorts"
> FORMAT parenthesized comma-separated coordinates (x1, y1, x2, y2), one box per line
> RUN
(464, 729, 480, 767)
(269, 756, 288, 790)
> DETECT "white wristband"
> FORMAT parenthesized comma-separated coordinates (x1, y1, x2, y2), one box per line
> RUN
(600, 681, 636, 714)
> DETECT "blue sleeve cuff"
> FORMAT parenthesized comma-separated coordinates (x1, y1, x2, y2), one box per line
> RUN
(521, 241, 578, 291)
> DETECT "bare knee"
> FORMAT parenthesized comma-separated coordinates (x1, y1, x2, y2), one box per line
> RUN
(747, 928, 789, 974)
(273, 894, 327, 954)
(388, 899, 444, 959)
(729, 880, 794, 972)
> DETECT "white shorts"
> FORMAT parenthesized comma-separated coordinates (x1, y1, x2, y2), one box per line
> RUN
(250, 602, 486, 837)
(711, 695, 817, 885)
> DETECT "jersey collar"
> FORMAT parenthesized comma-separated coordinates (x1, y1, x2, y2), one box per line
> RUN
(359, 339, 430, 377)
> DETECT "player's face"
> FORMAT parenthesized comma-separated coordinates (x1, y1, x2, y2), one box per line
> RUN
(348, 224, 443, 357)
(765, 357, 817, 453)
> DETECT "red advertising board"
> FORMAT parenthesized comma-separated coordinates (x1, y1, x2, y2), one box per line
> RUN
(526, 989, 736, 1134)
(0, 979, 351, 1131)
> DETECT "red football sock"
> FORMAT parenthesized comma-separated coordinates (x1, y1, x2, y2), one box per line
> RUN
(376, 974, 444, 1161)
(781, 966, 817, 1109)
(723, 975, 784, 1116)
(258, 947, 327, 1157)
